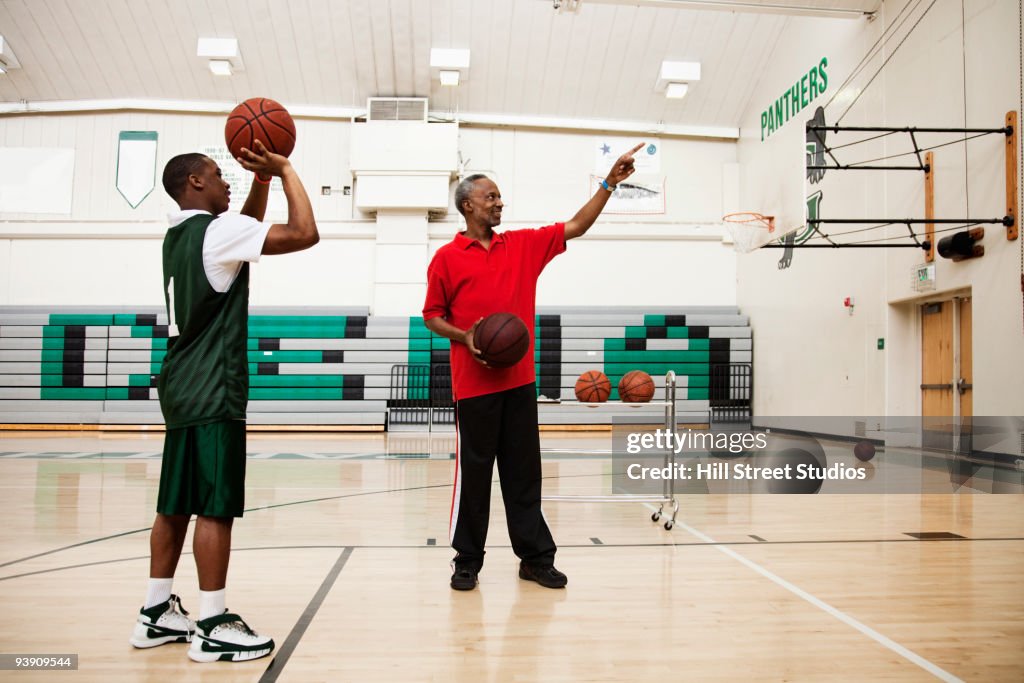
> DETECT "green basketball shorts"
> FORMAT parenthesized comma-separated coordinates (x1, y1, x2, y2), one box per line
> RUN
(157, 420, 247, 518)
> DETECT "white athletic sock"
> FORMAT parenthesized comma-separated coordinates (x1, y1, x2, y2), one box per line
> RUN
(144, 578, 174, 609)
(199, 589, 226, 621)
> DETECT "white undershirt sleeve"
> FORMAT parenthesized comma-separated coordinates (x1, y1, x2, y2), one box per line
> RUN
(202, 214, 273, 293)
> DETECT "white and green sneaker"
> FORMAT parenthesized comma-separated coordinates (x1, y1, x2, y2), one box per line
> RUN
(129, 594, 196, 648)
(187, 612, 275, 663)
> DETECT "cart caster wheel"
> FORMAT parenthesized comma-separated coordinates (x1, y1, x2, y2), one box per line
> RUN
(651, 512, 662, 522)
(664, 521, 674, 530)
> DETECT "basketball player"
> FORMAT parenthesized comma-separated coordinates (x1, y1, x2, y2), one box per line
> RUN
(423, 143, 643, 590)
(129, 140, 318, 663)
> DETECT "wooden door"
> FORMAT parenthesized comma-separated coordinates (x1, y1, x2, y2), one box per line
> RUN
(921, 297, 972, 454)
(921, 302, 953, 416)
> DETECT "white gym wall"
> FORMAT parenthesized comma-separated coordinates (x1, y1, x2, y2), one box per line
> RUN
(2, 0, 1019, 420)
(0, 113, 738, 309)
(735, 0, 1022, 417)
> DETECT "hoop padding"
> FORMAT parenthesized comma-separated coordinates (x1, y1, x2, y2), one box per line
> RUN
(723, 212, 775, 254)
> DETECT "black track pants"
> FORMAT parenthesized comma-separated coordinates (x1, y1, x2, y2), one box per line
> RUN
(449, 383, 557, 570)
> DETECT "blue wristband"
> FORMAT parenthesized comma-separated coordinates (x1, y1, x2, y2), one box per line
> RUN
(600, 179, 616, 192)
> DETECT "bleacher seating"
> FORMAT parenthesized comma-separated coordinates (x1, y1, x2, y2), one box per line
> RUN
(0, 306, 752, 427)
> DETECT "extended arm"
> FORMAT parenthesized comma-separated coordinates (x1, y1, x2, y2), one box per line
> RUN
(239, 175, 269, 221)
(236, 140, 319, 255)
(564, 143, 643, 240)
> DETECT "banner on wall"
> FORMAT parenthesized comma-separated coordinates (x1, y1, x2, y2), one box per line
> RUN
(594, 138, 660, 175)
(116, 131, 158, 209)
(589, 174, 665, 215)
(0, 147, 75, 214)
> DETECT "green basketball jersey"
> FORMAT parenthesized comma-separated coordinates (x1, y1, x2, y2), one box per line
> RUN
(158, 213, 250, 429)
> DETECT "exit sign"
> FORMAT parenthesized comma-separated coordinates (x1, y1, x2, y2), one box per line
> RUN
(912, 263, 935, 292)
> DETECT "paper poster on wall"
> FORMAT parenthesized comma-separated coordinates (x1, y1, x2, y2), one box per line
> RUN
(116, 131, 158, 208)
(200, 146, 287, 216)
(594, 139, 660, 175)
(589, 175, 665, 215)
(0, 147, 75, 214)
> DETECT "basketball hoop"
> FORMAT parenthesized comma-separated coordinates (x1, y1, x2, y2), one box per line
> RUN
(723, 212, 775, 253)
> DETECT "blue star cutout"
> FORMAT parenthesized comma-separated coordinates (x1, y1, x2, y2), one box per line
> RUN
(600, 144, 611, 155)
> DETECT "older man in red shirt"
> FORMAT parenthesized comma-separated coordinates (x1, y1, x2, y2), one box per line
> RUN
(423, 144, 642, 591)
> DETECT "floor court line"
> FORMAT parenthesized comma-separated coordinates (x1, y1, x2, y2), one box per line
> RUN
(5, 536, 1021, 584)
(644, 503, 965, 683)
(0, 528, 150, 569)
(259, 546, 354, 683)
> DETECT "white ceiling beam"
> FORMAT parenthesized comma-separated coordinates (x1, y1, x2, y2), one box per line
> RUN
(0, 98, 365, 119)
(0, 97, 739, 139)
(450, 111, 737, 139)
(577, 0, 876, 19)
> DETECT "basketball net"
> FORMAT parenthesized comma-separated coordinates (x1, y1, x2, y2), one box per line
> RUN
(723, 212, 775, 254)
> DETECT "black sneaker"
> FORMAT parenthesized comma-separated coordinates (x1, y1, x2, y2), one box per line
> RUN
(519, 562, 568, 589)
(450, 566, 479, 591)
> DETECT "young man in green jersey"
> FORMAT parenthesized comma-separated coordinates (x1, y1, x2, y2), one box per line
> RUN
(130, 140, 318, 663)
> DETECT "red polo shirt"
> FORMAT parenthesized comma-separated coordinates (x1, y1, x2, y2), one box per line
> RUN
(423, 223, 566, 401)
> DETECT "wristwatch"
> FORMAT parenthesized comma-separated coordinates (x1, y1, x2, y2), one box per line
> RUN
(599, 179, 617, 192)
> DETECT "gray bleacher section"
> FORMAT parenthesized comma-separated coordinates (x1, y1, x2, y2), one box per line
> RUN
(533, 306, 750, 425)
(0, 305, 753, 428)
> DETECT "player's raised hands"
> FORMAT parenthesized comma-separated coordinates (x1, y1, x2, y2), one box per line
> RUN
(237, 139, 291, 180)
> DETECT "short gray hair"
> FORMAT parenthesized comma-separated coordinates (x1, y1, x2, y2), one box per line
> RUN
(454, 174, 490, 217)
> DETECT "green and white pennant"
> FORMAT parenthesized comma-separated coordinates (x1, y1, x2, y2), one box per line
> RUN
(116, 131, 158, 208)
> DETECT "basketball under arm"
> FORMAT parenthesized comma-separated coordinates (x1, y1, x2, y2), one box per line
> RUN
(424, 315, 483, 357)
(424, 316, 467, 344)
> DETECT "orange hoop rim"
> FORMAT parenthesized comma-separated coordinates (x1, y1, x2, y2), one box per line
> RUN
(723, 212, 775, 232)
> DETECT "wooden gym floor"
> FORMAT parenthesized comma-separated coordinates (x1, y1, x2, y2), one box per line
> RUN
(0, 430, 1021, 682)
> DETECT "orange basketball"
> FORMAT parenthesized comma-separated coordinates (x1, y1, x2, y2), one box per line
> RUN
(575, 370, 611, 403)
(225, 97, 296, 160)
(854, 440, 876, 462)
(618, 370, 655, 403)
(473, 313, 530, 369)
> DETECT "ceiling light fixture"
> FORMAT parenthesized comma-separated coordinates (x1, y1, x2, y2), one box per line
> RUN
(0, 35, 21, 73)
(439, 70, 460, 87)
(197, 37, 244, 75)
(430, 48, 470, 86)
(208, 60, 232, 76)
(656, 60, 700, 97)
(665, 83, 689, 99)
